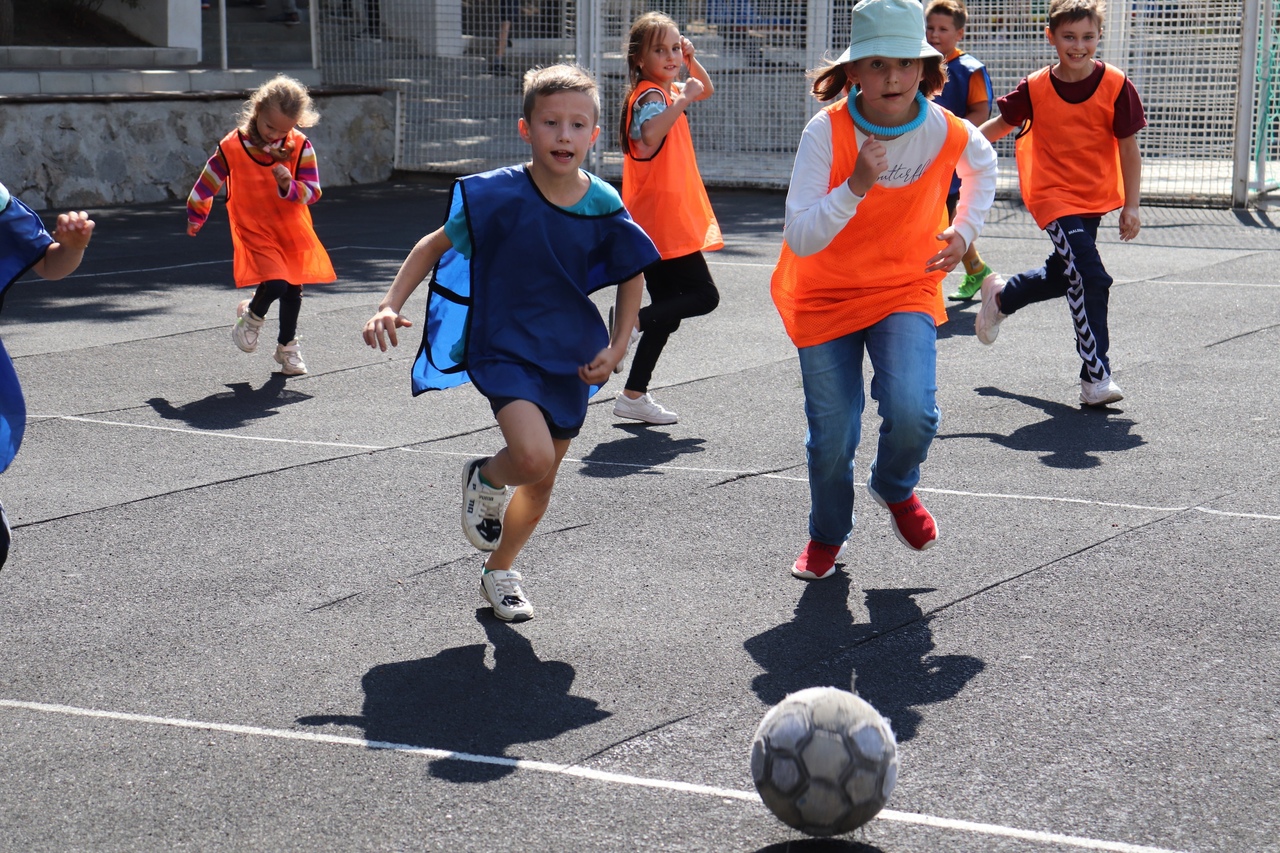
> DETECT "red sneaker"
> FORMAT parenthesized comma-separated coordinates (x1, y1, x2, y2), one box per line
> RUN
(868, 485, 938, 551)
(791, 540, 848, 580)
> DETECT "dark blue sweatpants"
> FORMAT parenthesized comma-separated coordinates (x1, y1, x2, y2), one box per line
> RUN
(999, 215, 1113, 382)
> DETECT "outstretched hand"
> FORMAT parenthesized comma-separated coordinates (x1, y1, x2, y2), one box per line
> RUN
(53, 211, 94, 251)
(925, 227, 965, 273)
(363, 308, 413, 351)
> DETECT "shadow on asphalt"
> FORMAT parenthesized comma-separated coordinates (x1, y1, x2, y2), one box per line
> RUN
(578, 423, 708, 478)
(939, 385, 1145, 469)
(146, 374, 312, 430)
(296, 609, 609, 782)
(746, 578, 984, 743)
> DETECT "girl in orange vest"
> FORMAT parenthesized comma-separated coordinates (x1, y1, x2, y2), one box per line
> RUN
(615, 11, 723, 425)
(187, 75, 336, 376)
(772, 0, 997, 580)
(975, 0, 1144, 407)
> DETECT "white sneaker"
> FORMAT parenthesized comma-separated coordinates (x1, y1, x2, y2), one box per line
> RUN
(480, 567, 533, 622)
(607, 305, 641, 374)
(462, 457, 507, 551)
(1080, 376, 1124, 406)
(974, 273, 1007, 345)
(232, 299, 265, 353)
(613, 392, 677, 425)
(273, 339, 307, 375)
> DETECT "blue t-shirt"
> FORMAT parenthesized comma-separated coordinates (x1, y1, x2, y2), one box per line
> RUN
(443, 172, 623, 258)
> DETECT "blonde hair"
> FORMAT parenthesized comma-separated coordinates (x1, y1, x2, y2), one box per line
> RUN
(521, 64, 601, 123)
(925, 0, 967, 29)
(1048, 0, 1104, 31)
(618, 11, 679, 149)
(237, 75, 320, 143)
(807, 57, 948, 102)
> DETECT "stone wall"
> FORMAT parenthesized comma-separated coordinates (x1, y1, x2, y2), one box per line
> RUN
(0, 89, 396, 211)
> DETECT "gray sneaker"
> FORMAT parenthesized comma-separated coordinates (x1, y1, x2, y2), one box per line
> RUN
(481, 568, 533, 622)
(273, 339, 307, 375)
(613, 392, 677, 424)
(1080, 376, 1124, 406)
(462, 457, 506, 551)
(974, 273, 1007, 345)
(232, 299, 265, 353)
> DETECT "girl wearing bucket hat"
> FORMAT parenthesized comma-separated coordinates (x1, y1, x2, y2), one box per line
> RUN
(770, 0, 998, 579)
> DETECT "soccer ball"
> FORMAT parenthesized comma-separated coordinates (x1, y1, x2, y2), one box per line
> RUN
(750, 686, 898, 837)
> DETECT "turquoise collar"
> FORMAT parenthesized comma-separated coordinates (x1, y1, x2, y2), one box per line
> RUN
(850, 92, 929, 137)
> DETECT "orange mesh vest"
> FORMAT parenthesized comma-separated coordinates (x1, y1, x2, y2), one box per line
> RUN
(770, 101, 968, 348)
(621, 81, 723, 260)
(221, 128, 336, 288)
(1015, 64, 1126, 229)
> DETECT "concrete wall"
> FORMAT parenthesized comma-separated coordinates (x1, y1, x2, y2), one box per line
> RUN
(0, 91, 395, 211)
(99, 0, 202, 52)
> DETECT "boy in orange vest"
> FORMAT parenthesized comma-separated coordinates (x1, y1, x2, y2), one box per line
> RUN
(975, 0, 1144, 406)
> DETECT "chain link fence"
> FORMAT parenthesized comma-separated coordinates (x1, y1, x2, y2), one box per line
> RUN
(315, 0, 1276, 206)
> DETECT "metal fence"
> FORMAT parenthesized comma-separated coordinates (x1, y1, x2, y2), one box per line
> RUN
(315, 0, 1278, 206)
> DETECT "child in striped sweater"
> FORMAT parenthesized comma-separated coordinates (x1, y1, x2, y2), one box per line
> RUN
(187, 75, 335, 376)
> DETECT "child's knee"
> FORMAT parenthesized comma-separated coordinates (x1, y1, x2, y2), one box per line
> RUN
(505, 443, 558, 483)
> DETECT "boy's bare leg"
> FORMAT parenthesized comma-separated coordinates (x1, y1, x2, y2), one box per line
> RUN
(484, 437, 571, 571)
(482, 400, 571, 571)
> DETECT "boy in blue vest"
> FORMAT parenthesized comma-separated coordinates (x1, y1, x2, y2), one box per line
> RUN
(926, 0, 999, 300)
(0, 181, 95, 569)
(362, 65, 658, 623)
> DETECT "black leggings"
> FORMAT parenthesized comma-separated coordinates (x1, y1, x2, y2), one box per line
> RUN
(624, 251, 719, 394)
(248, 280, 303, 345)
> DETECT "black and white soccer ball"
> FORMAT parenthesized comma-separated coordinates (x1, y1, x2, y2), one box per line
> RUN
(750, 686, 898, 837)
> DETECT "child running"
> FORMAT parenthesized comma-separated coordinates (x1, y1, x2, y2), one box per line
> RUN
(614, 11, 723, 425)
(925, 0, 999, 300)
(187, 75, 336, 376)
(975, 0, 1144, 406)
(362, 65, 658, 622)
(771, 0, 997, 580)
(0, 181, 94, 568)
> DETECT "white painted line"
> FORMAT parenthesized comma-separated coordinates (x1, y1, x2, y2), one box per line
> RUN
(0, 698, 1187, 853)
(29, 414, 1280, 522)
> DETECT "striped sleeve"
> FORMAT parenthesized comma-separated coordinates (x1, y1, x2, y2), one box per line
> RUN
(282, 139, 322, 205)
(186, 150, 229, 232)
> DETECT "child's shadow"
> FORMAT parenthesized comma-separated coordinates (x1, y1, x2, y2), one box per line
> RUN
(745, 579, 983, 742)
(296, 611, 610, 783)
(939, 385, 1145, 469)
(578, 424, 706, 479)
(145, 374, 311, 431)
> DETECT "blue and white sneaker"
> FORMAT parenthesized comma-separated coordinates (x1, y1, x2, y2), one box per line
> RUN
(462, 457, 506, 551)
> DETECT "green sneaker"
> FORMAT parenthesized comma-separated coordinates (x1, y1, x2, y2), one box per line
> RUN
(948, 264, 993, 301)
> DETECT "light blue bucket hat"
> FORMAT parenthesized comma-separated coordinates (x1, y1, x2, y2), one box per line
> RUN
(836, 0, 942, 63)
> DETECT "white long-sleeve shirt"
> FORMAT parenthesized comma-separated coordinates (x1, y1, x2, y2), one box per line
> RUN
(782, 101, 998, 257)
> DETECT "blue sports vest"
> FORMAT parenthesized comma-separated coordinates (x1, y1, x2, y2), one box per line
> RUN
(412, 166, 660, 430)
(933, 52, 992, 195)
(0, 187, 53, 471)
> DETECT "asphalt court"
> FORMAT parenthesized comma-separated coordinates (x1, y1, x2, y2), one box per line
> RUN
(1, 177, 1278, 852)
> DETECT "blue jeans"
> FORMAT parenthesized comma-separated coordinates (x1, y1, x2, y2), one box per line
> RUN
(999, 215, 1113, 382)
(797, 312, 940, 546)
